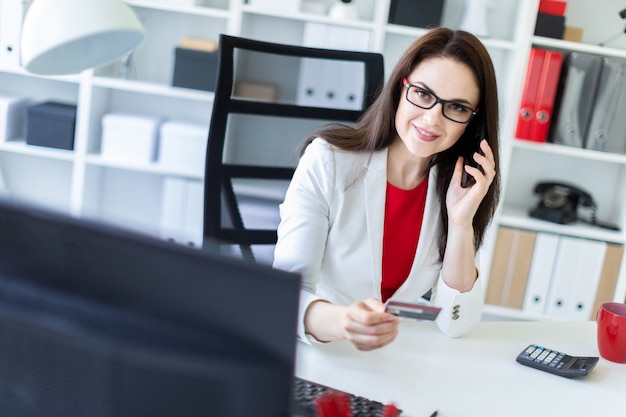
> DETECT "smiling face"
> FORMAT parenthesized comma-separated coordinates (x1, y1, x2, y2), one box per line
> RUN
(394, 57, 480, 160)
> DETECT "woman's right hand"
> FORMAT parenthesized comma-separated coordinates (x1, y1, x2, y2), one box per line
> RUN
(305, 298, 400, 351)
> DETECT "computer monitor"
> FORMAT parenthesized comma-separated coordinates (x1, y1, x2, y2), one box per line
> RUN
(0, 197, 301, 417)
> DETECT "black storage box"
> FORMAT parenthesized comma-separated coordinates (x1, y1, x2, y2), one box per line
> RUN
(388, 0, 444, 28)
(534, 13, 565, 39)
(172, 47, 218, 92)
(26, 101, 77, 150)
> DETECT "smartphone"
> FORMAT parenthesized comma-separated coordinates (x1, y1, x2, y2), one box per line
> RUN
(460, 121, 486, 188)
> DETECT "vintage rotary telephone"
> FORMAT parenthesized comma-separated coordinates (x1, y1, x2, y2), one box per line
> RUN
(529, 181, 619, 230)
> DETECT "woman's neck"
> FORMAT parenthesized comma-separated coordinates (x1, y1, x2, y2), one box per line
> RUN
(387, 140, 429, 190)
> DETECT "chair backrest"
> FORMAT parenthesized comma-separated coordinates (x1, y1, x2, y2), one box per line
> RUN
(203, 34, 384, 263)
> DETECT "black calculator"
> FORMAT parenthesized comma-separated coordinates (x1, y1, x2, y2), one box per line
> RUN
(516, 344, 599, 378)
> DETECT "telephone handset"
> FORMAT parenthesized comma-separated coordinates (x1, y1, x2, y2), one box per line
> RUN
(460, 120, 486, 188)
(535, 182, 595, 206)
(530, 182, 594, 225)
(529, 181, 619, 231)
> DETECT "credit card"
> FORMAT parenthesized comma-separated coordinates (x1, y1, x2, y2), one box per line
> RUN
(385, 300, 441, 321)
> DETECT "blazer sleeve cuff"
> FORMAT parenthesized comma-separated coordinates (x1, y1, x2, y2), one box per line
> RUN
(433, 273, 484, 338)
(297, 289, 325, 344)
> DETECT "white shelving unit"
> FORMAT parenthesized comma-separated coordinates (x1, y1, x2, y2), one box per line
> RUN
(492, 0, 626, 319)
(1, 0, 624, 315)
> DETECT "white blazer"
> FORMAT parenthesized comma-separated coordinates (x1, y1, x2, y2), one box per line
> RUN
(273, 138, 484, 341)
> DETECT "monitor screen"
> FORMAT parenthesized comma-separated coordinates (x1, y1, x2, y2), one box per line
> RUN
(0, 197, 300, 417)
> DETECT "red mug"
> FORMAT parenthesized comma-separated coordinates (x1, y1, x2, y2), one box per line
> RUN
(596, 302, 626, 363)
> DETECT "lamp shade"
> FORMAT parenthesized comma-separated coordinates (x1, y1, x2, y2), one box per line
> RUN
(21, 0, 145, 75)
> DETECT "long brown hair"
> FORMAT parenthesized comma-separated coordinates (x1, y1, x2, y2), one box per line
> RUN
(305, 27, 501, 262)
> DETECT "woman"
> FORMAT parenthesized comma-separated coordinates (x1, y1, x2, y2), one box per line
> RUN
(274, 27, 500, 351)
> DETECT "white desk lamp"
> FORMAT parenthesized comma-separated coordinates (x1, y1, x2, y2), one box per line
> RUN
(20, 0, 144, 75)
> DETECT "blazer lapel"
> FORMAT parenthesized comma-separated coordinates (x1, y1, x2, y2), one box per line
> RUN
(363, 148, 388, 298)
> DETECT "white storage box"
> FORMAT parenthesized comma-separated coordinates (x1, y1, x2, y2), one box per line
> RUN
(0, 95, 29, 142)
(101, 113, 161, 165)
(157, 120, 209, 175)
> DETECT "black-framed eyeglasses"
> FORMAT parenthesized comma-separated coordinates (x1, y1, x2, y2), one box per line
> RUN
(403, 78, 478, 124)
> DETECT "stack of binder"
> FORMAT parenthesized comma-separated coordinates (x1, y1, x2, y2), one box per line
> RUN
(515, 48, 564, 142)
(547, 55, 626, 154)
(487, 226, 624, 321)
(296, 22, 370, 111)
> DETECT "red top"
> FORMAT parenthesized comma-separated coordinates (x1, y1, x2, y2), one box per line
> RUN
(381, 177, 428, 302)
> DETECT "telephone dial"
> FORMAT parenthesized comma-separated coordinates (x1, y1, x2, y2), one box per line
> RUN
(529, 182, 619, 230)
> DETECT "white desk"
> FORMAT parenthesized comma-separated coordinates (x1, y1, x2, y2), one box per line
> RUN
(295, 320, 626, 417)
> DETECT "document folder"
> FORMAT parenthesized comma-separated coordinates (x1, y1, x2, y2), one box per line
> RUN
(544, 236, 606, 320)
(591, 244, 624, 319)
(584, 57, 626, 154)
(551, 52, 602, 148)
(522, 232, 559, 317)
(528, 50, 564, 142)
(515, 48, 546, 140)
(486, 227, 535, 309)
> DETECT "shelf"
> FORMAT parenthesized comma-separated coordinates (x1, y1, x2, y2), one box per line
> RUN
(498, 205, 624, 244)
(0, 140, 75, 162)
(85, 155, 204, 180)
(382, 23, 429, 38)
(92, 76, 215, 102)
(532, 36, 626, 59)
(480, 38, 520, 52)
(125, 0, 230, 17)
(512, 139, 626, 165)
(384, 24, 519, 52)
(483, 305, 562, 322)
(232, 178, 288, 201)
(484, 297, 626, 320)
(0, 66, 81, 84)
(242, 5, 376, 30)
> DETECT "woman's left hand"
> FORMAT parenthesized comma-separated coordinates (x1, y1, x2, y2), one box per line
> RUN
(446, 139, 496, 225)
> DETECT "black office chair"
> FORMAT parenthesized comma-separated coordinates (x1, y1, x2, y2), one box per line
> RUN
(203, 34, 384, 263)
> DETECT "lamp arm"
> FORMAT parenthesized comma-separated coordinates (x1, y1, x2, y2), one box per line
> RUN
(597, 7, 626, 47)
(598, 28, 626, 47)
